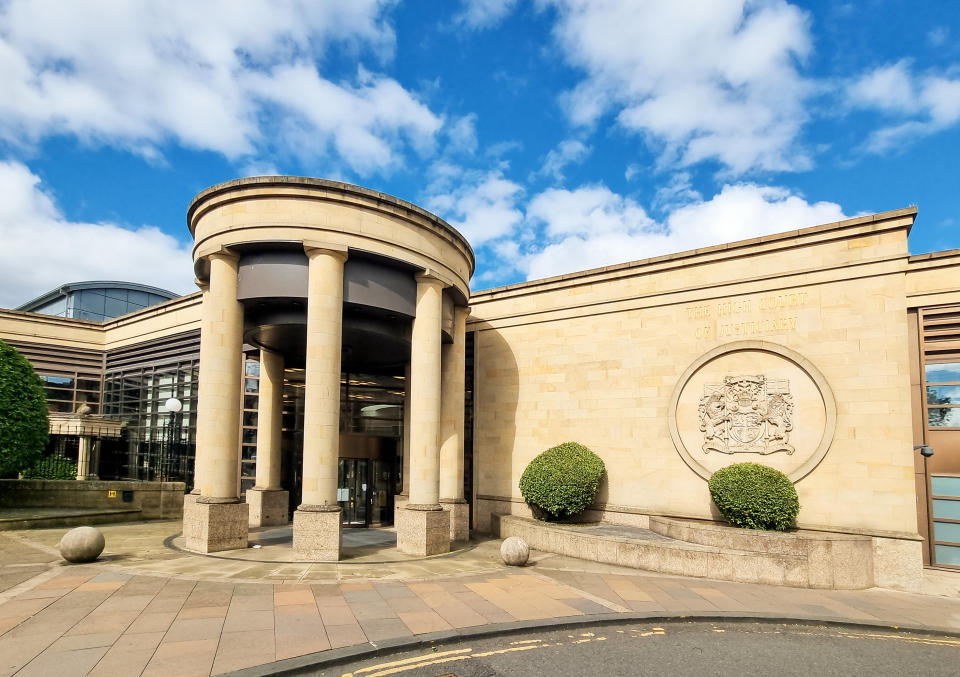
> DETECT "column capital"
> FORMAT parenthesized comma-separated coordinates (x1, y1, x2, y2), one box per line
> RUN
(415, 269, 447, 287)
(204, 246, 239, 264)
(454, 305, 471, 320)
(303, 241, 348, 262)
(194, 278, 209, 292)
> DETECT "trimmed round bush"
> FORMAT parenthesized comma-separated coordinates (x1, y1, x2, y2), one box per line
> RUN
(708, 463, 799, 531)
(519, 442, 605, 521)
(0, 340, 49, 478)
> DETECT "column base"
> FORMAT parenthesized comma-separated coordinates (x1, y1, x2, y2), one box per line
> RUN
(397, 505, 450, 556)
(184, 500, 249, 554)
(441, 499, 470, 542)
(293, 506, 342, 561)
(247, 488, 289, 527)
(394, 493, 408, 527)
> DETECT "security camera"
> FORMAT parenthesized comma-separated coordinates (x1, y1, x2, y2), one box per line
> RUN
(914, 444, 934, 458)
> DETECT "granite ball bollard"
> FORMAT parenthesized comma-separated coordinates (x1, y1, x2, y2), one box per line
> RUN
(58, 526, 105, 563)
(500, 536, 529, 566)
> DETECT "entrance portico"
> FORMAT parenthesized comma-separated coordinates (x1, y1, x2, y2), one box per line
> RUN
(183, 176, 474, 559)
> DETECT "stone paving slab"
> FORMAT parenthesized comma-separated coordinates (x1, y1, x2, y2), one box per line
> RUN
(1, 525, 959, 676)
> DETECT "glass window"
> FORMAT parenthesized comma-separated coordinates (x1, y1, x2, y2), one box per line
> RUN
(244, 396, 258, 410)
(933, 521, 960, 544)
(245, 361, 260, 377)
(77, 289, 106, 316)
(932, 476, 960, 497)
(927, 386, 960, 406)
(933, 499, 960, 520)
(926, 363, 960, 383)
(242, 428, 257, 445)
(41, 375, 74, 387)
(243, 411, 258, 428)
(77, 378, 101, 392)
(934, 544, 960, 566)
(44, 386, 73, 400)
(33, 298, 68, 317)
(128, 290, 149, 308)
(244, 378, 259, 393)
(104, 294, 129, 319)
(104, 288, 128, 302)
(928, 408, 960, 428)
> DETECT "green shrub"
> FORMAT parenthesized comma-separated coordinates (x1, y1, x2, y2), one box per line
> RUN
(519, 442, 605, 521)
(0, 340, 49, 477)
(708, 463, 799, 531)
(21, 457, 78, 480)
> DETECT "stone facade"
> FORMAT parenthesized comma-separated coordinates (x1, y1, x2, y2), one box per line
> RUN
(469, 209, 927, 545)
(4, 182, 960, 579)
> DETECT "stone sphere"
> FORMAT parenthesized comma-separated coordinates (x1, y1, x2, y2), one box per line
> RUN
(58, 527, 105, 563)
(500, 536, 529, 566)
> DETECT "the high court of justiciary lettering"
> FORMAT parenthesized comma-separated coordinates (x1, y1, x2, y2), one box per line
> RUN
(2, 176, 960, 580)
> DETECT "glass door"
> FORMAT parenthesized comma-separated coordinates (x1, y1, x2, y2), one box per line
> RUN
(338, 458, 369, 526)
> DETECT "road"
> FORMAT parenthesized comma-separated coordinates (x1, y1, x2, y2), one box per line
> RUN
(316, 620, 960, 677)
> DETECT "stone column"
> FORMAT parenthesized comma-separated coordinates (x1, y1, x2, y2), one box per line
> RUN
(439, 306, 469, 541)
(76, 435, 96, 480)
(184, 280, 209, 513)
(393, 363, 412, 525)
(293, 244, 347, 561)
(248, 348, 289, 527)
(184, 250, 249, 553)
(397, 272, 450, 556)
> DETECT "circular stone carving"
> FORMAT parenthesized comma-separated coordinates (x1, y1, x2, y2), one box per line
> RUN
(500, 536, 530, 566)
(668, 341, 836, 483)
(58, 526, 105, 563)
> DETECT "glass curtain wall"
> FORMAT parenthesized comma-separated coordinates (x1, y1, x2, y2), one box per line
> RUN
(101, 360, 199, 486)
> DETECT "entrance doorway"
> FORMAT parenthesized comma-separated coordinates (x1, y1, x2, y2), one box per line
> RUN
(338, 457, 394, 527)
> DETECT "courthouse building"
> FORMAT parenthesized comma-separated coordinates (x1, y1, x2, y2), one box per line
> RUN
(1, 177, 959, 575)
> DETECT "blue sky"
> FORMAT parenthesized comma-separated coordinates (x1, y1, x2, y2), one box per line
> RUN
(0, 0, 958, 307)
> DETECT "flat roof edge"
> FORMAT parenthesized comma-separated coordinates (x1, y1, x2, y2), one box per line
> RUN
(473, 206, 918, 297)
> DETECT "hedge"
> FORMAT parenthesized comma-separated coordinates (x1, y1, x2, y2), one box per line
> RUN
(708, 462, 799, 531)
(519, 442, 605, 521)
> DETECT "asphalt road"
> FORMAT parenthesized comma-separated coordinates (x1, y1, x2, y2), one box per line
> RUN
(315, 620, 960, 677)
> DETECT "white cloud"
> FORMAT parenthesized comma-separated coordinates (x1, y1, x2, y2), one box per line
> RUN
(454, 0, 520, 29)
(848, 61, 960, 152)
(0, 0, 442, 174)
(426, 168, 524, 246)
(536, 139, 591, 181)
(446, 114, 479, 155)
(541, 0, 813, 174)
(847, 61, 918, 114)
(0, 162, 194, 308)
(517, 182, 847, 280)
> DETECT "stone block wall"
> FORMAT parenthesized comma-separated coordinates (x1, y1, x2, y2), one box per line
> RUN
(0, 480, 186, 519)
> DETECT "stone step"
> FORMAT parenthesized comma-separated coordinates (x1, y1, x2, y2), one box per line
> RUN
(493, 513, 874, 590)
(0, 507, 143, 531)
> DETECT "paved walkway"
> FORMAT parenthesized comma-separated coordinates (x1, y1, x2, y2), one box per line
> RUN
(1, 521, 959, 676)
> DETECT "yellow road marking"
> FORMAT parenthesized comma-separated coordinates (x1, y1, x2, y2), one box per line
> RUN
(838, 631, 960, 647)
(345, 648, 473, 676)
(473, 645, 542, 658)
(352, 644, 543, 677)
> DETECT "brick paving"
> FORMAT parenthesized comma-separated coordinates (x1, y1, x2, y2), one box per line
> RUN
(1, 525, 959, 676)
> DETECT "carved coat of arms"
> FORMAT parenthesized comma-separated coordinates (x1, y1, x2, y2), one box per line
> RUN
(698, 375, 794, 455)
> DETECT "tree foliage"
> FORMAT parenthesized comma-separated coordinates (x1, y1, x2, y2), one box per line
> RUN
(0, 340, 49, 477)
